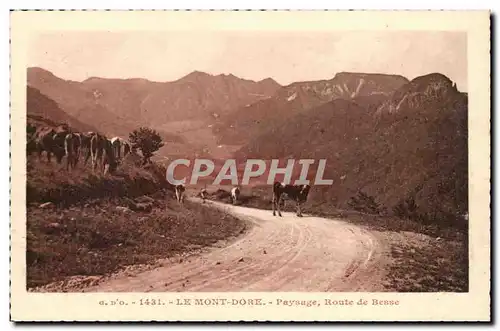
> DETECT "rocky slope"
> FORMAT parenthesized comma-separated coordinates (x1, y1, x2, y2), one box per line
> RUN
(213, 72, 409, 145)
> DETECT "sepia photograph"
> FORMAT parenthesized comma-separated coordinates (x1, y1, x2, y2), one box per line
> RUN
(10, 10, 490, 322)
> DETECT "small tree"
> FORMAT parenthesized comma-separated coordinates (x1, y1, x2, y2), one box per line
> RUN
(129, 127, 165, 164)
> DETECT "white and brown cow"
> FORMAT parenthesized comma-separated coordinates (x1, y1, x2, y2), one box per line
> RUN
(102, 138, 118, 176)
(64, 132, 81, 171)
(272, 182, 311, 217)
(110, 137, 132, 160)
(72, 132, 83, 165)
(89, 133, 110, 173)
(230, 186, 240, 205)
(122, 140, 131, 158)
(79, 132, 94, 166)
(200, 188, 208, 203)
(175, 184, 186, 203)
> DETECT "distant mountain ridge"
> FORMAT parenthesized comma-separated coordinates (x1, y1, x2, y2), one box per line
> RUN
(27, 67, 282, 160)
(375, 72, 462, 115)
(235, 72, 467, 227)
(214, 72, 410, 145)
(27, 67, 281, 129)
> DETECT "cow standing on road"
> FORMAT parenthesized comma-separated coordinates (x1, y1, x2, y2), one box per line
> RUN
(272, 182, 311, 217)
(230, 186, 240, 205)
(175, 184, 186, 204)
(200, 188, 208, 203)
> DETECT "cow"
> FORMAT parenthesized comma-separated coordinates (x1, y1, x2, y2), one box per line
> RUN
(89, 133, 108, 173)
(272, 182, 311, 217)
(72, 133, 83, 165)
(33, 126, 67, 163)
(110, 137, 132, 160)
(102, 138, 118, 176)
(200, 188, 208, 203)
(121, 140, 131, 158)
(175, 184, 186, 203)
(26, 123, 38, 156)
(230, 186, 240, 205)
(79, 132, 93, 166)
(122, 140, 131, 158)
(110, 137, 122, 159)
(64, 132, 81, 171)
(116, 138, 131, 158)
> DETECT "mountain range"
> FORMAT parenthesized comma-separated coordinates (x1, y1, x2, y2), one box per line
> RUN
(28, 67, 280, 136)
(26, 67, 468, 227)
(235, 73, 468, 226)
(27, 67, 281, 158)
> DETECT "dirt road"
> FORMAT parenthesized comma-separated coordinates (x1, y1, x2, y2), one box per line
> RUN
(80, 199, 387, 292)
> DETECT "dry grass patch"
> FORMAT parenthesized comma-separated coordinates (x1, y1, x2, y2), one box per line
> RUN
(381, 231, 468, 292)
(27, 196, 247, 289)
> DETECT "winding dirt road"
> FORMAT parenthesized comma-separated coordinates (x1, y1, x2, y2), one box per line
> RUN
(81, 200, 387, 292)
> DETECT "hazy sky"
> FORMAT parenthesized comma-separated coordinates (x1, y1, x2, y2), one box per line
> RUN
(29, 31, 467, 90)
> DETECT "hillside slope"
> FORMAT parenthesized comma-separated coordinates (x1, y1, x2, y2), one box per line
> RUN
(27, 67, 280, 139)
(27, 86, 99, 133)
(214, 72, 409, 145)
(28, 67, 139, 138)
(236, 73, 468, 228)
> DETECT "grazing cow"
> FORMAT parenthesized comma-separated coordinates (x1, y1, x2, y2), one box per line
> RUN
(175, 184, 186, 203)
(102, 138, 118, 176)
(79, 132, 93, 166)
(110, 137, 122, 159)
(272, 182, 311, 217)
(122, 140, 131, 157)
(200, 188, 208, 203)
(90, 133, 109, 173)
(72, 133, 83, 165)
(110, 137, 132, 160)
(33, 126, 67, 163)
(64, 132, 81, 171)
(230, 186, 240, 205)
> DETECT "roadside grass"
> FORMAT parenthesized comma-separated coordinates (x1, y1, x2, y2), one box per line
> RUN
(26, 153, 172, 206)
(26, 156, 247, 290)
(381, 231, 468, 292)
(207, 185, 468, 292)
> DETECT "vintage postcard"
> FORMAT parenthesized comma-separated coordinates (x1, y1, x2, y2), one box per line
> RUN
(10, 10, 490, 322)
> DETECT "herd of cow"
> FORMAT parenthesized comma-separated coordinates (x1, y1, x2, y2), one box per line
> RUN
(27, 122, 133, 175)
(27, 122, 312, 217)
(174, 182, 311, 217)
